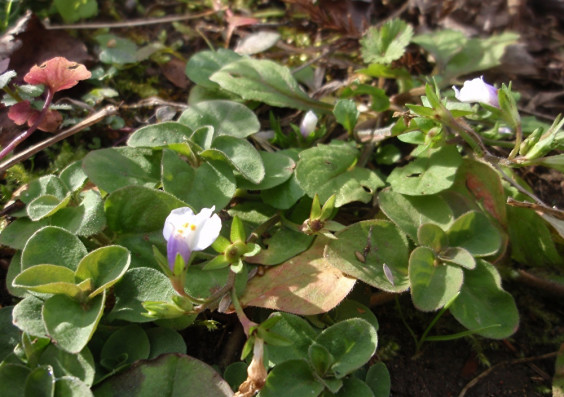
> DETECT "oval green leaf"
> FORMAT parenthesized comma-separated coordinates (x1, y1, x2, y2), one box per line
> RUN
(178, 100, 259, 139)
(450, 260, 519, 339)
(75, 245, 131, 299)
(324, 220, 410, 293)
(43, 292, 105, 354)
(93, 354, 233, 397)
(21, 226, 87, 271)
(409, 246, 463, 312)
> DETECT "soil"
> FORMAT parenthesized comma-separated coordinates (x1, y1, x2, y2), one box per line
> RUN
(1, 1, 564, 396)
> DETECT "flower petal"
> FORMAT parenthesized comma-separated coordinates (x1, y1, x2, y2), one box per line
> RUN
(163, 207, 195, 240)
(167, 233, 191, 270)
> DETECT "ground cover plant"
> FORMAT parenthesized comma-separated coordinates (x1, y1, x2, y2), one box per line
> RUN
(0, 1, 564, 396)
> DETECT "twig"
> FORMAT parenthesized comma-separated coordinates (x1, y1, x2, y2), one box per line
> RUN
(458, 351, 557, 397)
(0, 105, 118, 174)
(44, 8, 226, 30)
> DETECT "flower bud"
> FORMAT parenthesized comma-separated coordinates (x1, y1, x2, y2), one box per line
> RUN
(300, 110, 318, 137)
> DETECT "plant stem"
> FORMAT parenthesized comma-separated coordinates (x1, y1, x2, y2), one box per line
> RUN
(231, 282, 256, 336)
(415, 292, 459, 353)
(0, 89, 54, 161)
(247, 213, 281, 244)
(395, 296, 418, 350)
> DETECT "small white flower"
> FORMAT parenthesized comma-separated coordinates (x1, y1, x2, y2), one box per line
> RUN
(452, 76, 499, 107)
(300, 110, 318, 137)
(163, 206, 222, 269)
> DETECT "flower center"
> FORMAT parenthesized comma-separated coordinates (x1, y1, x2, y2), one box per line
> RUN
(176, 222, 197, 236)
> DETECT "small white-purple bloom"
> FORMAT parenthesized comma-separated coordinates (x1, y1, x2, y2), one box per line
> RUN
(163, 206, 222, 269)
(452, 76, 499, 107)
(300, 110, 318, 137)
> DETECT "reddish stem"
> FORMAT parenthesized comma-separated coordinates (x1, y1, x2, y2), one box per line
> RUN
(0, 89, 55, 161)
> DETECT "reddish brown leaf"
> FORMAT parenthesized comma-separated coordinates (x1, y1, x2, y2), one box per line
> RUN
(7, 100, 34, 126)
(159, 58, 190, 89)
(7, 100, 62, 132)
(238, 239, 356, 315)
(24, 57, 91, 93)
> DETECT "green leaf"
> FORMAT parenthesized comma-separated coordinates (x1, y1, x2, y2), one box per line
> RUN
(261, 174, 305, 210)
(21, 226, 87, 271)
(260, 359, 324, 397)
(20, 175, 69, 204)
(210, 58, 331, 113)
(54, 0, 97, 23)
(24, 365, 55, 397)
(146, 327, 187, 359)
(50, 190, 107, 237)
(409, 247, 463, 312)
(43, 292, 105, 354)
(438, 247, 476, 270)
(315, 318, 377, 378)
(444, 32, 518, 79)
(417, 223, 448, 252)
(450, 260, 519, 339)
(12, 264, 82, 298)
(105, 186, 186, 234)
(0, 307, 20, 362)
(108, 268, 176, 323)
(506, 206, 562, 266)
(0, 364, 31, 397)
(59, 160, 87, 192)
(459, 159, 507, 226)
(412, 30, 467, 70)
(333, 99, 359, 133)
(12, 295, 48, 337)
(96, 33, 137, 64)
(236, 151, 295, 190)
(446, 211, 501, 257)
(161, 150, 236, 211)
(378, 190, 453, 241)
(365, 362, 391, 397)
(239, 239, 355, 315)
(230, 216, 246, 243)
(100, 325, 150, 370)
(265, 312, 318, 365)
(335, 377, 374, 397)
(296, 143, 385, 207)
(27, 194, 71, 221)
(185, 49, 242, 89)
(0, 218, 49, 250)
(329, 299, 379, 333)
(75, 245, 131, 299)
(38, 344, 95, 386)
(387, 145, 462, 195)
(127, 122, 193, 149)
(178, 100, 260, 139)
(360, 19, 413, 65)
(324, 220, 410, 293)
(93, 354, 233, 397)
(54, 377, 93, 397)
(245, 226, 313, 266)
(83, 147, 161, 193)
(308, 342, 335, 376)
(201, 135, 265, 184)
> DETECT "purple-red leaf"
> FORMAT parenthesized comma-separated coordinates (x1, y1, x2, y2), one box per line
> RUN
(7, 100, 62, 132)
(24, 56, 91, 93)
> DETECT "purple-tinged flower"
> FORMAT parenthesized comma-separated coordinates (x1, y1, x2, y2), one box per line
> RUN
(300, 110, 318, 137)
(452, 76, 499, 107)
(163, 207, 222, 270)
